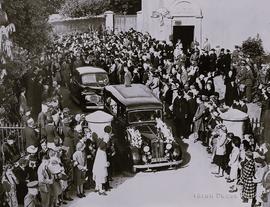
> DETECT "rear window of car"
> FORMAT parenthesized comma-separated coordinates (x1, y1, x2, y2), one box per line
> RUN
(81, 73, 108, 85)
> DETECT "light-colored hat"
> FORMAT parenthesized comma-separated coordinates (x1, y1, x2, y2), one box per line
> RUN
(74, 124, 82, 132)
(48, 158, 62, 174)
(27, 181, 38, 188)
(27, 118, 34, 126)
(76, 142, 85, 151)
(75, 114, 81, 122)
(27, 145, 38, 154)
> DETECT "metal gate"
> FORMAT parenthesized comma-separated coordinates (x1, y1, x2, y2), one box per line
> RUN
(0, 122, 25, 165)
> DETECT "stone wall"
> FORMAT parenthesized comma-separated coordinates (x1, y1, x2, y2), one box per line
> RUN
(50, 16, 105, 34)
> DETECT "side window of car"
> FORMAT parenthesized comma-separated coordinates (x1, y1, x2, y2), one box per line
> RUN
(105, 96, 117, 116)
(118, 105, 126, 121)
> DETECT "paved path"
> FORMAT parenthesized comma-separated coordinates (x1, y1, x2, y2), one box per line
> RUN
(67, 138, 251, 207)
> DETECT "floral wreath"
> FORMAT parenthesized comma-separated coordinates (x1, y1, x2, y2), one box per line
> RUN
(127, 127, 142, 148)
(156, 118, 174, 144)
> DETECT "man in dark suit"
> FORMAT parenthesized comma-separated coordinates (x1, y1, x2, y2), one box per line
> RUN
(173, 90, 189, 140)
(13, 158, 29, 205)
(209, 49, 217, 76)
(217, 48, 226, 76)
(186, 92, 198, 137)
(23, 118, 39, 148)
(224, 49, 232, 76)
(164, 83, 174, 118)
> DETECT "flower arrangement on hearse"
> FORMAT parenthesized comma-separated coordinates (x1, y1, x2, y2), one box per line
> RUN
(103, 84, 182, 172)
(126, 117, 182, 165)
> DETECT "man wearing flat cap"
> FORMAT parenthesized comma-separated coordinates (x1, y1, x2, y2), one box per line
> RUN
(24, 181, 39, 207)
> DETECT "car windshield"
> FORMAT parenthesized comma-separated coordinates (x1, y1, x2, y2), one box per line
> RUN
(128, 110, 162, 124)
(81, 73, 109, 86)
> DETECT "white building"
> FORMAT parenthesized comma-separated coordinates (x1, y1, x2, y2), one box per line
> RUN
(136, 0, 270, 52)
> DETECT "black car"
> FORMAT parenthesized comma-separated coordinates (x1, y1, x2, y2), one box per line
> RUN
(104, 84, 182, 172)
(70, 66, 109, 110)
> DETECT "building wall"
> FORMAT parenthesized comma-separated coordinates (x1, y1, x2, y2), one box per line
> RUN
(141, 0, 270, 52)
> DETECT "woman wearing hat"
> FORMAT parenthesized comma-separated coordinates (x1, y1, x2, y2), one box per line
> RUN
(73, 142, 87, 198)
(224, 69, 239, 107)
(92, 127, 111, 196)
(2, 134, 20, 165)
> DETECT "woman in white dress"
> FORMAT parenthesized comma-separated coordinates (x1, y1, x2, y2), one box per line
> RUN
(228, 136, 241, 192)
(92, 126, 111, 195)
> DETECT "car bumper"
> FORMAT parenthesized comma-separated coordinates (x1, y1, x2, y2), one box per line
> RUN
(85, 105, 104, 109)
(133, 160, 182, 169)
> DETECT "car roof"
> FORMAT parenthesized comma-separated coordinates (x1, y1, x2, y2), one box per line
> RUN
(105, 84, 162, 110)
(76, 66, 107, 74)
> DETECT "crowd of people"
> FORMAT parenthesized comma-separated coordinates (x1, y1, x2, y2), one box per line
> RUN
(1, 28, 270, 207)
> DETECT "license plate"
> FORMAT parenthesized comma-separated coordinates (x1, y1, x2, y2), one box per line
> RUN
(151, 158, 167, 163)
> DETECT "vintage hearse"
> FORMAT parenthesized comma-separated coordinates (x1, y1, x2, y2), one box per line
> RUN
(70, 66, 109, 110)
(104, 84, 182, 172)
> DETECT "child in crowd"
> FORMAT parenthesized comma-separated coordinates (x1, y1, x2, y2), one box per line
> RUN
(212, 126, 227, 178)
(73, 142, 87, 198)
(253, 157, 268, 207)
(228, 136, 241, 193)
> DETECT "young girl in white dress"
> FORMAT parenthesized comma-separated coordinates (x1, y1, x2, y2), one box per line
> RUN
(92, 126, 111, 195)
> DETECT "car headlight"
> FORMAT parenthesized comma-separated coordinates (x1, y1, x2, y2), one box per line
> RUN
(166, 143, 172, 150)
(143, 146, 150, 153)
(85, 95, 92, 101)
(85, 94, 100, 103)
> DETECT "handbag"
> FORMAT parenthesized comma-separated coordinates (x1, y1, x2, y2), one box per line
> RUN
(261, 192, 268, 203)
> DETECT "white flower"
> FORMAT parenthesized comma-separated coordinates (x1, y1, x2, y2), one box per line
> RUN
(127, 127, 142, 148)
(155, 119, 175, 144)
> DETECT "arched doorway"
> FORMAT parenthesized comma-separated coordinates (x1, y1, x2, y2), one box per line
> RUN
(169, 0, 203, 51)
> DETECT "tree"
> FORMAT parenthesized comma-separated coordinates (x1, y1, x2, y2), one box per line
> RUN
(59, 0, 141, 17)
(242, 34, 265, 61)
(3, 0, 64, 54)
(0, 0, 63, 123)
(108, 0, 141, 14)
(60, 0, 110, 17)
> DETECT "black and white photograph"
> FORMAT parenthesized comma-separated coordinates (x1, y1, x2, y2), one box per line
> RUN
(0, 0, 270, 207)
